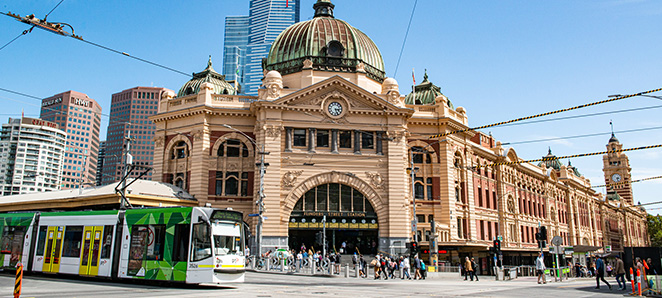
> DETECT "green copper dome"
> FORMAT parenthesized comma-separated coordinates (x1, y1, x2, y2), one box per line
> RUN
(264, 0, 385, 82)
(177, 57, 236, 97)
(404, 71, 453, 108)
(537, 148, 563, 170)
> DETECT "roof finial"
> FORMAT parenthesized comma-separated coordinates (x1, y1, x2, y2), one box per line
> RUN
(548, 147, 552, 155)
(423, 69, 429, 82)
(207, 55, 213, 69)
(313, 0, 335, 18)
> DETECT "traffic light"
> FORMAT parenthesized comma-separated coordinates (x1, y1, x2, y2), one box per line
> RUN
(315, 231, 323, 245)
(408, 241, 419, 255)
(493, 239, 501, 251)
(535, 232, 541, 241)
(540, 226, 548, 241)
(538, 240, 547, 249)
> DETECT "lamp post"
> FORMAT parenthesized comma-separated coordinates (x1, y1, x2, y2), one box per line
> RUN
(223, 124, 268, 260)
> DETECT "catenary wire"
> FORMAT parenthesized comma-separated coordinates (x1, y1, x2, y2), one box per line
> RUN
(393, 0, 418, 77)
(502, 125, 662, 146)
(428, 87, 662, 139)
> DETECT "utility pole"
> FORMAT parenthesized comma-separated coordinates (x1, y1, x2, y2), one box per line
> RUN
(409, 150, 419, 243)
(120, 128, 132, 210)
(257, 143, 267, 260)
(322, 215, 327, 259)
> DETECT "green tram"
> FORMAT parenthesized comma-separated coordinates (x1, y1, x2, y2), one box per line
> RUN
(0, 207, 246, 284)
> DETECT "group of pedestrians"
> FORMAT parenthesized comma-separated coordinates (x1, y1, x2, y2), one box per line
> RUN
(355, 253, 427, 280)
(462, 256, 479, 281)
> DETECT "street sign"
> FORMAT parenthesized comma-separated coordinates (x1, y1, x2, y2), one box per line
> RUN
(605, 245, 612, 253)
(248, 213, 259, 217)
(551, 235, 563, 246)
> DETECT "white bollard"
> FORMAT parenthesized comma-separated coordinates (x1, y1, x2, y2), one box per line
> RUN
(345, 263, 350, 278)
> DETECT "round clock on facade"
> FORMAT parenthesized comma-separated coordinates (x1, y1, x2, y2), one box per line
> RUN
(327, 101, 343, 116)
(611, 173, 622, 182)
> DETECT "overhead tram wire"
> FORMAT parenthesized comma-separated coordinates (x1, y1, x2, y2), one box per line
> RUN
(592, 175, 662, 189)
(393, 0, 418, 77)
(0, 87, 154, 131)
(502, 125, 662, 146)
(428, 87, 662, 139)
(477, 143, 662, 168)
(0, 0, 63, 51)
(0, 11, 191, 78)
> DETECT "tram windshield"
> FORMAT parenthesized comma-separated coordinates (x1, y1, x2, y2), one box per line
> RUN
(212, 223, 243, 256)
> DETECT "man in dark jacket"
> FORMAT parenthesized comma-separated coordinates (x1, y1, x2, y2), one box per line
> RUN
(471, 257, 479, 281)
(595, 256, 612, 290)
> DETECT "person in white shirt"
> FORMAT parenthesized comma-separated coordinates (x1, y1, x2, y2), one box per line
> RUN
(536, 253, 546, 284)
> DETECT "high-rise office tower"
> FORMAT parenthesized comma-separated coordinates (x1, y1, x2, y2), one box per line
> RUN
(0, 117, 66, 195)
(40, 91, 102, 189)
(96, 141, 106, 186)
(222, 0, 300, 95)
(101, 87, 172, 185)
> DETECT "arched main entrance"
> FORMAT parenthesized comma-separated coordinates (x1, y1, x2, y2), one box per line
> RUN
(288, 183, 378, 255)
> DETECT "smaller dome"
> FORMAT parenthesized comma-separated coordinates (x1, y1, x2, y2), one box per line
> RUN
(566, 160, 582, 177)
(538, 147, 562, 170)
(264, 70, 282, 80)
(404, 71, 453, 108)
(177, 56, 236, 97)
(609, 132, 619, 143)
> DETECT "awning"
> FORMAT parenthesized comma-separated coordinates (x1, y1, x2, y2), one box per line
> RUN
(572, 245, 601, 253)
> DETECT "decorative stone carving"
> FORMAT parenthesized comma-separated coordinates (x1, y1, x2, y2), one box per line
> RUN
(228, 163, 238, 171)
(153, 136, 165, 148)
(507, 198, 516, 213)
(263, 125, 283, 138)
(192, 130, 203, 141)
(356, 62, 365, 72)
(386, 130, 406, 143)
(282, 170, 304, 187)
(263, 70, 283, 100)
(303, 59, 313, 69)
(365, 172, 385, 189)
(550, 207, 556, 221)
(381, 77, 404, 107)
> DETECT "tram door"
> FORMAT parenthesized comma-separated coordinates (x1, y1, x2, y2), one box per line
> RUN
(42, 226, 64, 273)
(79, 226, 103, 276)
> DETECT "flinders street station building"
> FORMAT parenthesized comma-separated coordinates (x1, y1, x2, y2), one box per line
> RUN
(150, 0, 648, 267)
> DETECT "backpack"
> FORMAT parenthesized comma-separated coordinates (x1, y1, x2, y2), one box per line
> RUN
(421, 260, 426, 270)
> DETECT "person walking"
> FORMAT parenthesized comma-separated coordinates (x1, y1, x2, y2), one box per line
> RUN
(420, 259, 427, 280)
(471, 257, 479, 281)
(614, 255, 626, 290)
(402, 256, 412, 280)
(464, 256, 473, 281)
(413, 255, 422, 280)
(595, 255, 612, 290)
(536, 253, 546, 284)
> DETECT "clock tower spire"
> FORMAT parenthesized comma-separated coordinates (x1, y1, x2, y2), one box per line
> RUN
(602, 132, 633, 204)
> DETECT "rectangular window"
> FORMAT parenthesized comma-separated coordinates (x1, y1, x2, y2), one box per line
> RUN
(35, 226, 47, 256)
(339, 131, 352, 148)
(100, 225, 113, 259)
(328, 183, 340, 211)
(427, 178, 433, 200)
(191, 223, 211, 262)
(172, 224, 190, 262)
(352, 189, 363, 212)
(457, 218, 463, 238)
(316, 130, 329, 148)
(61, 226, 83, 258)
(316, 184, 327, 211)
(477, 186, 482, 207)
(492, 191, 497, 210)
(361, 132, 374, 149)
(416, 214, 426, 223)
(293, 129, 306, 147)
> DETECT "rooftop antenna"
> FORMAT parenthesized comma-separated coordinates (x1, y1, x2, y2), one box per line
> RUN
(609, 120, 614, 136)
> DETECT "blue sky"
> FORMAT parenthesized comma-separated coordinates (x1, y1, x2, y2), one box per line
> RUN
(1, 0, 661, 214)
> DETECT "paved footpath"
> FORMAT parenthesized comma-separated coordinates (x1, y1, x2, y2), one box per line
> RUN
(0, 271, 630, 297)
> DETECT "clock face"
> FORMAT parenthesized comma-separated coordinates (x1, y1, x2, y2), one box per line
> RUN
(328, 102, 343, 116)
(611, 173, 622, 182)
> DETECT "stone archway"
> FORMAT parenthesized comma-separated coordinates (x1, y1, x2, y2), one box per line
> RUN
(283, 171, 385, 224)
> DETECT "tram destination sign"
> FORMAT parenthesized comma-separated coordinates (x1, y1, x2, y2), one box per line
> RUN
(211, 210, 243, 222)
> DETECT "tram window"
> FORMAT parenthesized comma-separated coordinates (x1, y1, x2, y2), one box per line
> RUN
(172, 224, 190, 262)
(128, 225, 166, 275)
(35, 226, 47, 256)
(213, 235, 241, 255)
(341, 184, 352, 211)
(62, 226, 83, 258)
(1, 226, 26, 266)
(100, 225, 113, 259)
(191, 223, 212, 262)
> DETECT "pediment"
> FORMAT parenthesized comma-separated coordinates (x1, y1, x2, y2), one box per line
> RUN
(270, 76, 412, 116)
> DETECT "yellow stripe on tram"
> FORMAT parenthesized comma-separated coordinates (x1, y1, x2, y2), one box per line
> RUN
(220, 264, 245, 268)
(198, 264, 214, 268)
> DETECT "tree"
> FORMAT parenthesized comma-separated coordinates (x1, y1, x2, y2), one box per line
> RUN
(647, 214, 662, 247)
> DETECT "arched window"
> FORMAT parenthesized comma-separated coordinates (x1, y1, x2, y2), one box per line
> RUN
(218, 139, 249, 157)
(292, 183, 375, 214)
(171, 141, 188, 160)
(173, 173, 185, 189)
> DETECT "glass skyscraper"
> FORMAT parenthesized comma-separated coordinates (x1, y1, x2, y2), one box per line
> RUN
(222, 0, 300, 95)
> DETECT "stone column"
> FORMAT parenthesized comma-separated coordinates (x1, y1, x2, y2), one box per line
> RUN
(331, 129, 338, 154)
(308, 128, 316, 153)
(354, 130, 361, 154)
(285, 127, 292, 152)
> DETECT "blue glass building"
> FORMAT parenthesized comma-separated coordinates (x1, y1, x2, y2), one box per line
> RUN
(222, 0, 300, 95)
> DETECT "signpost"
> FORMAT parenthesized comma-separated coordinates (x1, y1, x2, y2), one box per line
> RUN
(551, 236, 563, 282)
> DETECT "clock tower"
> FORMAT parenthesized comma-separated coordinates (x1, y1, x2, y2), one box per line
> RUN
(602, 133, 633, 204)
